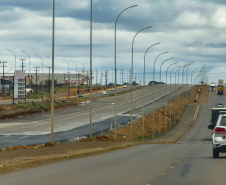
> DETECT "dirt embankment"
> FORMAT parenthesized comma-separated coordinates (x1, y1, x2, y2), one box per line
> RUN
(0, 86, 203, 174)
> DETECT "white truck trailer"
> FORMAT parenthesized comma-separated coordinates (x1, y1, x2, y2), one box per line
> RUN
(210, 82, 216, 92)
(218, 79, 224, 85)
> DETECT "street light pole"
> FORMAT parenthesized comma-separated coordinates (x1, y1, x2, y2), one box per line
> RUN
(114, 4, 138, 140)
(153, 52, 169, 82)
(185, 61, 194, 84)
(159, 57, 173, 83)
(191, 69, 199, 87)
(164, 62, 178, 131)
(46, 66, 52, 98)
(51, 0, 55, 144)
(34, 54, 44, 102)
(175, 67, 181, 122)
(70, 60, 78, 96)
(144, 42, 160, 86)
(22, 51, 31, 97)
(6, 49, 16, 70)
(181, 62, 193, 111)
(176, 66, 183, 116)
(142, 42, 160, 141)
(130, 25, 152, 140)
(63, 59, 70, 97)
(170, 65, 180, 127)
(90, 0, 93, 139)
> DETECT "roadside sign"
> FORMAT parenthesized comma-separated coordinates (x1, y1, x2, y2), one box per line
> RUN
(14, 70, 25, 99)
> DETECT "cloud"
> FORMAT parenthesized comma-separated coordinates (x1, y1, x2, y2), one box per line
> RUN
(0, 0, 226, 84)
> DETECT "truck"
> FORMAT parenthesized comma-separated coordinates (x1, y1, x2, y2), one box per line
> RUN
(208, 108, 226, 158)
(208, 108, 226, 130)
(218, 79, 224, 85)
(217, 85, 224, 95)
(210, 82, 216, 92)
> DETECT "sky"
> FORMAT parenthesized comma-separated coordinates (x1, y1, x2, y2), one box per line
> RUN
(0, 0, 226, 84)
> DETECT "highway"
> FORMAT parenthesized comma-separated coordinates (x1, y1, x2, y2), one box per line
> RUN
(0, 89, 225, 185)
(0, 84, 190, 148)
(0, 85, 134, 105)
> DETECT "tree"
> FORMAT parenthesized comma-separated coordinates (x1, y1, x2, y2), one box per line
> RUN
(132, 81, 137, 85)
(45, 79, 57, 85)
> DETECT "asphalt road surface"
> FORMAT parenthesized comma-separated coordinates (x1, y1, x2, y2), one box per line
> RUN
(0, 85, 133, 105)
(0, 89, 224, 185)
(0, 84, 190, 148)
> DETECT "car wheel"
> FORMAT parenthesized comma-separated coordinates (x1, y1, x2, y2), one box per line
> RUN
(213, 148, 219, 158)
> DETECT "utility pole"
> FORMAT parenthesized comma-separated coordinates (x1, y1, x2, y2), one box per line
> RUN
(34, 66, 40, 95)
(87, 71, 89, 92)
(122, 69, 124, 85)
(77, 72, 80, 95)
(105, 70, 108, 90)
(0, 61, 7, 94)
(19, 58, 26, 71)
(46, 66, 52, 98)
(100, 71, 103, 88)
(96, 70, 98, 93)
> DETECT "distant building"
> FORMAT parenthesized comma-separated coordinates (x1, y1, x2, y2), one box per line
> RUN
(2, 70, 90, 86)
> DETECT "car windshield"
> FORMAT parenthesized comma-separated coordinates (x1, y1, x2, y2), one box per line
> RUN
(220, 116, 226, 126)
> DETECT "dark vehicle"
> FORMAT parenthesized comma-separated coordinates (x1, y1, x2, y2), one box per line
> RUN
(217, 85, 224, 95)
(149, 81, 165, 85)
(216, 104, 224, 108)
(78, 94, 83, 98)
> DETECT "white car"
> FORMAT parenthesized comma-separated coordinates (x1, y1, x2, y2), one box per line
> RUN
(26, 88, 33, 95)
(102, 91, 107, 95)
(210, 113, 226, 158)
(123, 85, 127, 88)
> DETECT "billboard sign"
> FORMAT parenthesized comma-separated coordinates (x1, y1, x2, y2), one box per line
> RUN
(14, 70, 25, 99)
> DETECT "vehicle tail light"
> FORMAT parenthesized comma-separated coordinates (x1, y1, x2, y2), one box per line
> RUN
(215, 127, 226, 134)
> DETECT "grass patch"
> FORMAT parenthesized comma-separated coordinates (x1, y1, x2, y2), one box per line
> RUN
(28, 103, 48, 112)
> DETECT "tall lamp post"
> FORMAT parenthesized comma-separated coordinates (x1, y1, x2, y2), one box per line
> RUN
(181, 62, 193, 111)
(50, 0, 55, 144)
(108, 65, 114, 87)
(169, 65, 180, 127)
(164, 62, 178, 131)
(90, 0, 93, 139)
(144, 42, 160, 86)
(6, 49, 17, 70)
(177, 66, 184, 116)
(130, 25, 152, 140)
(114, 4, 138, 140)
(22, 51, 31, 95)
(190, 69, 199, 102)
(63, 59, 70, 97)
(191, 69, 199, 86)
(34, 54, 44, 102)
(153, 52, 169, 82)
(142, 42, 160, 141)
(175, 67, 181, 121)
(159, 57, 173, 83)
(152, 52, 170, 126)
(70, 60, 78, 92)
(186, 61, 194, 84)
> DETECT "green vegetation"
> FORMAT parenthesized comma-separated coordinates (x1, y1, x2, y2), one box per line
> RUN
(45, 79, 57, 85)
(28, 102, 48, 112)
(56, 101, 63, 107)
(133, 135, 143, 141)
